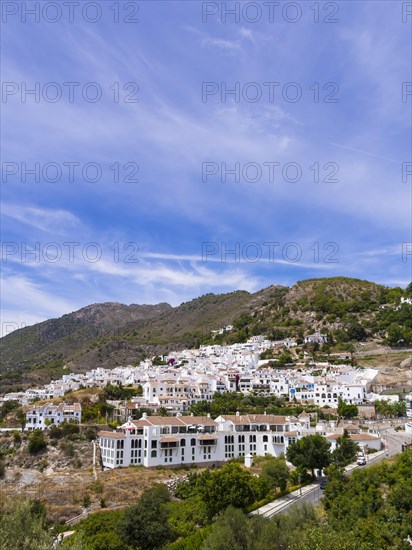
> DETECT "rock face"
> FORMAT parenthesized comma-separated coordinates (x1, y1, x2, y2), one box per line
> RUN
(400, 357, 412, 369)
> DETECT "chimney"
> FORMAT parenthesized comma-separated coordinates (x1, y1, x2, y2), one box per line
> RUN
(142, 412, 147, 419)
(236, 411, 240, 416)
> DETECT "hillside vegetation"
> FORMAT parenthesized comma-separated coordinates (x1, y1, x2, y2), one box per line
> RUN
(2, 450, 411, 549)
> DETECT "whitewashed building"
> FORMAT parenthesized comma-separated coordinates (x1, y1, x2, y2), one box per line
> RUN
(98, 412, 301, 469)
(405, 393, 412, 435)
(304, 333, 328, 345)
(25, 402, 81, 431)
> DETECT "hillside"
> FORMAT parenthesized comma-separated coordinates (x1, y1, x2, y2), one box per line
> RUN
(0, 277, 411, 391)
(0, 427, 176, 524)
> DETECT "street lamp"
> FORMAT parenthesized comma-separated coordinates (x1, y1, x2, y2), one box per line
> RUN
(298, 473, 302, 496)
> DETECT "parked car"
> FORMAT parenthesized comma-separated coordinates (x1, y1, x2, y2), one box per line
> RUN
(319, 480, 328, 490)
(357, 456, 366, 465)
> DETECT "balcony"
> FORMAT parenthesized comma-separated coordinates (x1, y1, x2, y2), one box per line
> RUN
(198, 434, 217, 445)
(160, 437, 179, 448)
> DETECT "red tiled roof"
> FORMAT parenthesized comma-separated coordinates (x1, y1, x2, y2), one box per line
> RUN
(97, 431, 125, 438)
(219, 414, 287, 424)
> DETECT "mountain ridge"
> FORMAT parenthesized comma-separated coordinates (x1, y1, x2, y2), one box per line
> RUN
(1, 277, 411, 391)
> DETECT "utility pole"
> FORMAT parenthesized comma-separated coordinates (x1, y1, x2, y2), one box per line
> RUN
(298, 473, 302, 496)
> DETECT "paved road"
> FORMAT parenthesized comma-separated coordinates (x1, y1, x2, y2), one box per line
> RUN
(251, 426, 409, 518)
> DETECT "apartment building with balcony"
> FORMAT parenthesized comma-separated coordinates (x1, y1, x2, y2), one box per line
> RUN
(98, 412, 302, 469)
(25, 402, 81, 431)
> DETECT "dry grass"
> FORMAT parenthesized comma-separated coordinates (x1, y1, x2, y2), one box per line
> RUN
(357, 351, 411, 369)
(0, 464, 180, 524)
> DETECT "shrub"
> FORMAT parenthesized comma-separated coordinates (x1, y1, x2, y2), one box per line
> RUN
(38, 459, 48, 472)
(61, 422, 80, 437)
(60, 441, 75, 458)
(28, 431, 47, 455)
(49, 425, 63, 439)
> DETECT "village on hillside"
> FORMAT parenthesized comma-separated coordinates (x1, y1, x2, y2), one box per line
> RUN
(2, 333, 411, 471)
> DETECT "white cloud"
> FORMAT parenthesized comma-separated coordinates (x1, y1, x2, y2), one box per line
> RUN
(2, 203, 80, 234)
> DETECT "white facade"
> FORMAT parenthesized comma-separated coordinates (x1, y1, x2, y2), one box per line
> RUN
(405, 393, 412, 434)
(98, 412, 383, 470)
(326, 432, 381, 452)
(25, 402, 81, 430)
(304, 333, 327, 344)
(98, 413, 300, 469)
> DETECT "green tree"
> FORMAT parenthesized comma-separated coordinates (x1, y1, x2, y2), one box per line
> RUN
(286, 435, 331, 477)
(332, 430, 359, 466)
(65, 509, 125, 550)
(201, 506, 250, 550)
(374, 399, 406, 418)
(121, 484, 173, 550)
(337, 398, 358, 419)
(198, 462, 267, 520)
(260, 456, 289, 493)
(0, 498, 53, 550)
(387, 477, 412, 513)
(293, 526, 363, 550)
(27, 430, 47, 454)
(233, 313, 252, 330)
(346, 322, 367, 342)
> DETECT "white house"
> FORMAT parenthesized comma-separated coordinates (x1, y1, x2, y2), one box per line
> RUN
(405, 393, 412, 435)
(326, 432, 381, 453)
(25, 402, 81, 431)
(304, 333, 327, 345)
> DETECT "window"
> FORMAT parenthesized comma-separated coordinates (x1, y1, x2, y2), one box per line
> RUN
(151, 450, 157, 458)
(151, 440, 157, 449)
(191, 438, 196, 446)
(180, 439, 186, 447)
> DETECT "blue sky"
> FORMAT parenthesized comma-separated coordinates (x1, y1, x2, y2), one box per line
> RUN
(1, 0, 411, 333)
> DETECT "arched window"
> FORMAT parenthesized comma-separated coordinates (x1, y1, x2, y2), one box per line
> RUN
(263, 435, 268, 442)
(180, 439, 186, 447)
(191, 438, 196, 446)
(151, 450, 157, 458)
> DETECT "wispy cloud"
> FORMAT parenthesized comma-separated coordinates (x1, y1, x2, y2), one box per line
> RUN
(2, 204, 80, 234)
